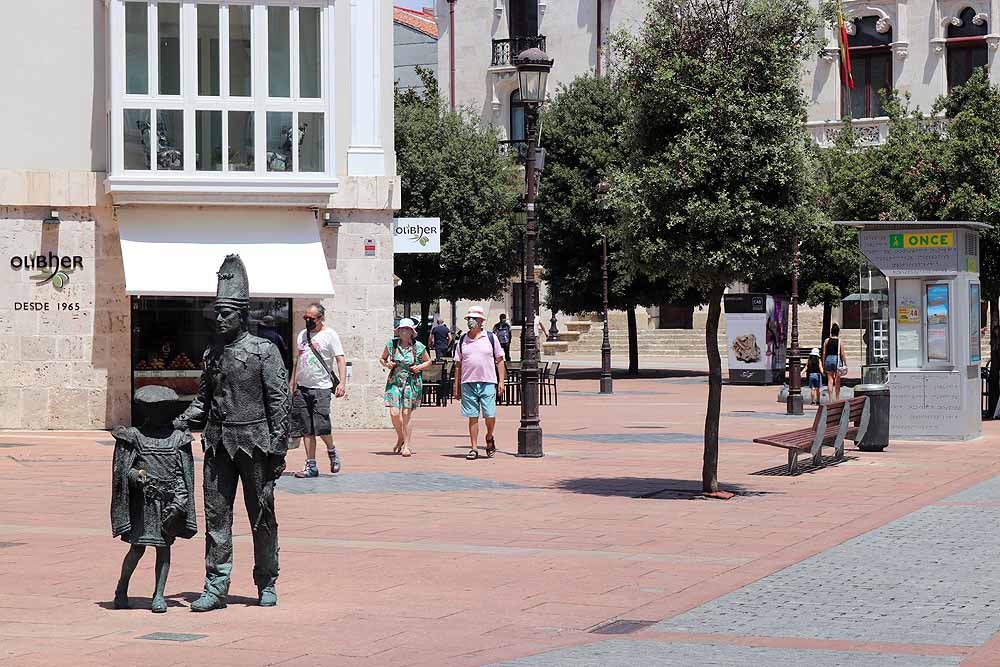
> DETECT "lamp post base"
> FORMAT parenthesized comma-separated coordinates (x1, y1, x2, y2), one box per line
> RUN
(786, 393, 803, 415)
(517, 426, 544, 457)
(600, 375, 613, 394)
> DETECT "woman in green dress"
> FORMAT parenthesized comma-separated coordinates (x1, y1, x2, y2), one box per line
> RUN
(379, 318, 432, 456)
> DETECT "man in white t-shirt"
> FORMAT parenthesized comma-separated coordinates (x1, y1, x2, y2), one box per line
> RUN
(289, 303, 347, 477)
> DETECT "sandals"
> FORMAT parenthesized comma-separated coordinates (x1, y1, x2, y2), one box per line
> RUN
(466, 447, 479, 460)
(485, 436, 496, 458)
(393, 440, 404, 454)
(400, 444, 412, 457)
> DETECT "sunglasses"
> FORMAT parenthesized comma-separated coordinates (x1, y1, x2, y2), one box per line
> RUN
(303, 316, 319, 322)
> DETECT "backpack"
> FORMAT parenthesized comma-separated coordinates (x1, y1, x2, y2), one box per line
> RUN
(458, 331, 500, 384)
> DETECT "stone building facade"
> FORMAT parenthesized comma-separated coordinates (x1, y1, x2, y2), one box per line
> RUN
(0, 0, 398, 430)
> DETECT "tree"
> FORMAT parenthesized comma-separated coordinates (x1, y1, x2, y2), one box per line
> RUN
(613, 0, 820, 493)
(394, 70, 521, 335)
(933, 71, 1000, 413)
(537, 74, 671, 374)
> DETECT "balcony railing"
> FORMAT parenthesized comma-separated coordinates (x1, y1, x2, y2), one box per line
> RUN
(497, 139, 529, 164)
(491, 36, 547, 67)
(806, 116, 949, 149)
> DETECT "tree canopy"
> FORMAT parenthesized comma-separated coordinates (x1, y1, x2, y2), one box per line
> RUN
(612, 0, 821, 492)
(394, 70, 521, 325)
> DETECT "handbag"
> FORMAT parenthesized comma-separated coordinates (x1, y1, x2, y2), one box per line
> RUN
(306, 331, 340, 392)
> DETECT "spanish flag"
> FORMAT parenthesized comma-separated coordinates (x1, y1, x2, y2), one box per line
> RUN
(838, 2, 854, 89)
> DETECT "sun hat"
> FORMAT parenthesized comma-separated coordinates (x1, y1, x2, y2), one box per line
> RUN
(395, 317, 418, 334)
(810, 347, 820, 356)
(465, 305, 486, 321)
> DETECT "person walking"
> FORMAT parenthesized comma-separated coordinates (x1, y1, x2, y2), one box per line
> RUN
(257, 315, 289, 368)
(454, 306, 506, 460)
(493, 314, 513, 362)
(380, 318, 432, 457)
(289, 303, 347, 478)
(804, 347, 823, 405)
(428, 317, 452, 360)
(822, 323, 847, 401)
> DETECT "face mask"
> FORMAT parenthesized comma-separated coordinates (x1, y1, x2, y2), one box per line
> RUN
(467, 318, 481, 329)
(305, 318, 318, 331)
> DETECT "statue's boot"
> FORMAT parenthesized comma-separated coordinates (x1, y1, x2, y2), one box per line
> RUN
(190, 592, 227, 612)
(113, 588, 129, 610)
(151, 596, 167, 613)
(258, 585, 277, 607)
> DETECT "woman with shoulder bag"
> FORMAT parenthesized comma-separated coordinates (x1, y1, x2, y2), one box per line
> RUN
(379, 318, 431, 457)
(822, 323, 848, 401)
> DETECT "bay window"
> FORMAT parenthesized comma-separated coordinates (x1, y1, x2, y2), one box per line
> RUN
(109, 0, 334, 195)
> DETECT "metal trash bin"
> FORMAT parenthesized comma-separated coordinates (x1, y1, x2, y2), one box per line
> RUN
(853, 384, 890, 451)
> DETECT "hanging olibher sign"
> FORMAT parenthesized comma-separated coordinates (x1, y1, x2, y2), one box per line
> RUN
(9, 251, 84, 312)
(393, 218, 441, 254)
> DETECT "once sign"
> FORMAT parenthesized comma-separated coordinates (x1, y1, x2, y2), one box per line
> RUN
(889, 232, 954, 249)
(393, 218, 441, 254)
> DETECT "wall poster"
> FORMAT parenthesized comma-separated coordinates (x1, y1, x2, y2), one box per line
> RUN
(971, 282, 982, 364)
(926, 283, 950, 363)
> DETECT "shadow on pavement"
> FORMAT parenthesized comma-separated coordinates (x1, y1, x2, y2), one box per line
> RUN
(553, 477, 772, 499)
(556, 368, 709, 381)
(750, 455, 859, 476)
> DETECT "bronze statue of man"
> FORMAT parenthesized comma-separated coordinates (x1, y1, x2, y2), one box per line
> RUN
(175, 254, 290, 611)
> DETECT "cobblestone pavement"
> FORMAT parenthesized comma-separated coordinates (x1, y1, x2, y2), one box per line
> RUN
(490, 639, 964, 666)
(4, 371, 1000, 665)
(654, 501, 1000, 646)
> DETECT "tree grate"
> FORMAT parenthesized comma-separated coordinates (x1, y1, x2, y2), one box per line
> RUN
(589, 619, 658, 635)
(137, 632, 207, 642)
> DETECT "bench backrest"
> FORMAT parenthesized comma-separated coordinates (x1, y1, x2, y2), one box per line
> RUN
(812, 400, 847, 433)
(845, 395, 870, 441)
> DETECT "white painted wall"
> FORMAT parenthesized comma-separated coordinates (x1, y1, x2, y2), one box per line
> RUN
(0, 0, 108, 171)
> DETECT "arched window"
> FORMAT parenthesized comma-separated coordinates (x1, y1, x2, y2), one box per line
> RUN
(947, 8, 989, 91)
(841, 16, 893, 119)
(510, 90, 526, 142)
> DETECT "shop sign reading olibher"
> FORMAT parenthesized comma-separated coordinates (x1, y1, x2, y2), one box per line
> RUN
(9, 252, 83, 311)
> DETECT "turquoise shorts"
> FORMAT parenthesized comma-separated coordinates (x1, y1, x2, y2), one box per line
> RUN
(460, 382, 497, 418)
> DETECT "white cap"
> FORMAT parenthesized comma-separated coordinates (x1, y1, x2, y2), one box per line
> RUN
(395, 317, 418, 334)
(810, 347, 820, 356)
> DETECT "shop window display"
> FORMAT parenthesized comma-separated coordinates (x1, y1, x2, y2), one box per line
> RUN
(130, 296, 291, 421)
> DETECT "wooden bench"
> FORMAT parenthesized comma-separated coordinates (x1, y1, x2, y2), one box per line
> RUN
(754, 397, 870, 474)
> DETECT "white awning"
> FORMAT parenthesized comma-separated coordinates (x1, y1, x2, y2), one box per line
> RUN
(119, 208, 335, 298)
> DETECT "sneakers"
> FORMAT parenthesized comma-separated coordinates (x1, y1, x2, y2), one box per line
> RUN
(294, 463, 318, 479)
(190, 592, 227, 612)
(259, 586, 278, 607)
(328, 448, 341, 474)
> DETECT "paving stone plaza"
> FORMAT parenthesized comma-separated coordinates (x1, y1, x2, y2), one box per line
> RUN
(3, 371, 1000, 665)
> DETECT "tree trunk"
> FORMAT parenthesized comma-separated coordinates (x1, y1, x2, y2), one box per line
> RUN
(821, 301, 832, 344)
(989, 298, 999, 418)
(702, 285, 725, 494)
(420, 300, 431, 343)
(627, 304, 639, 376)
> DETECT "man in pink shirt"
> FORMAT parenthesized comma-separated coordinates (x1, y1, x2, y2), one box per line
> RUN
(453, 306, 506, 459)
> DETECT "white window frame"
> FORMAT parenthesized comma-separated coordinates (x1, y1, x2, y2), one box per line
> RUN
(107, 0, 337, 206)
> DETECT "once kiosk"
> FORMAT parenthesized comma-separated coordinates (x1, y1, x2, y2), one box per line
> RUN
(836, 221, 987, 441)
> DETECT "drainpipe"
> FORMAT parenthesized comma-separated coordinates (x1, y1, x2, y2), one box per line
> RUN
(448, 0, 457, 111)
(595, 0, 602, 76)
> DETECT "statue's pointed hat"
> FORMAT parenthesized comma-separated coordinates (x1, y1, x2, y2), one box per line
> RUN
(215, 254, 250, 308)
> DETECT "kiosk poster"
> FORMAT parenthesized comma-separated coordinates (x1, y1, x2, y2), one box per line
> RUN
(724, 294, 786, 384)
(926, 283, 950, 362)
(971, 283, 981, 364)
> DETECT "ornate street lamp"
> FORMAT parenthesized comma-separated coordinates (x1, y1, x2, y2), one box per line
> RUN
(514, 47, 553, 458)
(787, 234, 803, 415)
(596, 179, 613, 394)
